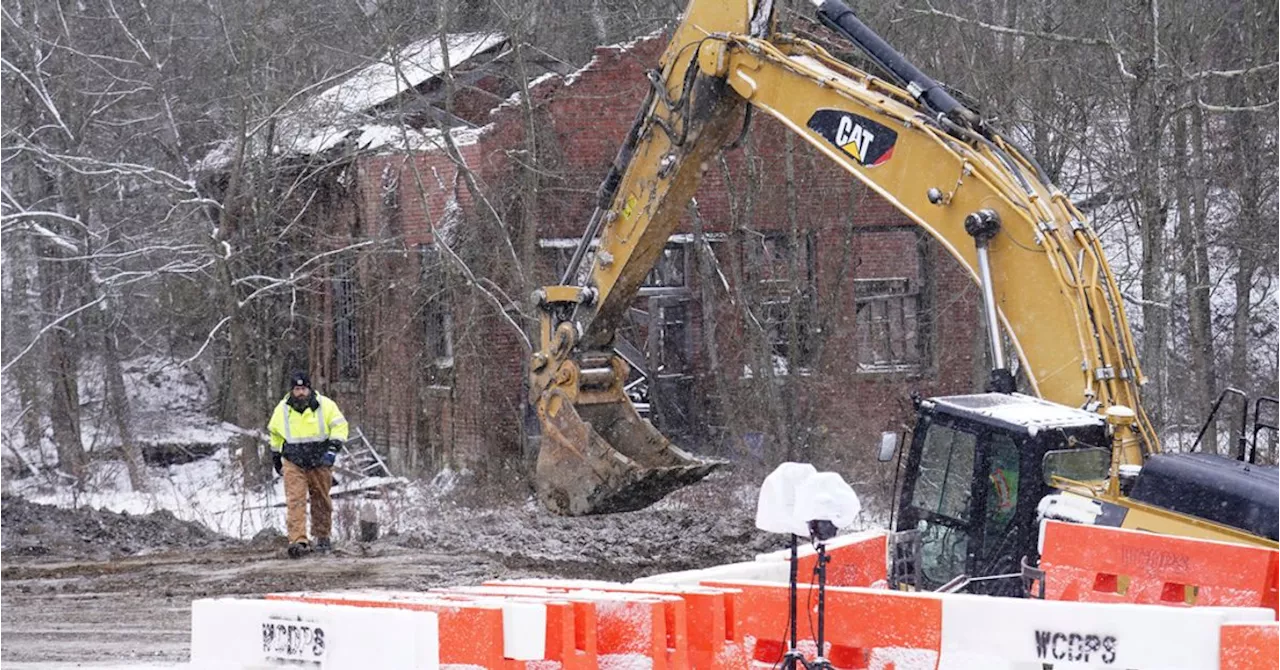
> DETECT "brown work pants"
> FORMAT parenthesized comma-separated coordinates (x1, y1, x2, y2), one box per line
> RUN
(282, 459, 332, 544)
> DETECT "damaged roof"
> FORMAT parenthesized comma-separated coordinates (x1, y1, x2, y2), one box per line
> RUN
(196, 32, 508, 171)
(277, 32, 508, 156)
(307, 32, 508, 119)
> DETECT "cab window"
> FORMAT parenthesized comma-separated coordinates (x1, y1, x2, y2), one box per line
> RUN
(910, 423, 977, 522)
(984, 433, 1020, 536)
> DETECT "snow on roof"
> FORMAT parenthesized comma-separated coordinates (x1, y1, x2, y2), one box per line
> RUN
(274, 32, 505, 157)
(355, 123, 486, 153)
(304, 32, 507, 120)
(933, 393, 1105, 433)
(192, 139, 236, 174)
(194, 34, 504, 172)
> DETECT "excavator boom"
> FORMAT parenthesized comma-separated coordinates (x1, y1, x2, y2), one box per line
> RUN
(531, 0, 1156, 515)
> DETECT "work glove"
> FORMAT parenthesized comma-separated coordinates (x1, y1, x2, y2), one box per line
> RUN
(323, 439, 341, 467)
(272, 451, 283, 476)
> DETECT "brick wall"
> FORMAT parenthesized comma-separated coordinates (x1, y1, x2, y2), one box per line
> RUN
(318, 34, 983, 479)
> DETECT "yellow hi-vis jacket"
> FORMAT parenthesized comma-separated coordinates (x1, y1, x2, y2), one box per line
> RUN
(268, 393, 349, 452)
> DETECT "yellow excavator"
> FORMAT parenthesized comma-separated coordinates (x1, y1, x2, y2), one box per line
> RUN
(527, 0, 1277, 585)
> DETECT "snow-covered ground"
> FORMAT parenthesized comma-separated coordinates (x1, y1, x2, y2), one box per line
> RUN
(7, 445, 285, 540)
(2, 356, 272, 538)
(1, 355, 242, 470)
(4, 424, 472, 542)
(0, 355, 460, 541)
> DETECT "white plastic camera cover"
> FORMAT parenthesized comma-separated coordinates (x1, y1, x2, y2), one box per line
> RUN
(755, 462, 819, 535)
(793, 471, 861, 530)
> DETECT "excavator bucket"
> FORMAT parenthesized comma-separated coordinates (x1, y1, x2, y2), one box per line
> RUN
(535, 391, 723, 515)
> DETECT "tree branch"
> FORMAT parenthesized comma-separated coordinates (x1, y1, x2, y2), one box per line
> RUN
(1122, 291, 1170, 310)
(1, 296, 107, 374)
(0, 56, 74, 140)
(1197, 97, 1279, 114)
(181, 316, 231, 367)
(1186, 62, 1279, 81)
(910, 3, 1112, 46)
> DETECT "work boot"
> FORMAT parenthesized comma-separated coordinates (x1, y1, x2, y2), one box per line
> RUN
(314, 537, 332, 554)
(287, 541, 311, 558)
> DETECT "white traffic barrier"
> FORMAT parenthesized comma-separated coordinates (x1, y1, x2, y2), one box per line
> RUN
(938, 591, 1274, 670)
(633, 559, 789, 587)
(190, 597, 440, 670)
(751, 529, 885, 563)
(1200, 606, 1278, 623)
(500, 599, 548, 661)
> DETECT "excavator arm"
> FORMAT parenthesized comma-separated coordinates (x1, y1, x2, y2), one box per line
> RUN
(531, 0, 1155, 515)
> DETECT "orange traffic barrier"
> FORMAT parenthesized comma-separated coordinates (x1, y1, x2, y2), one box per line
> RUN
(267, 590, 591, 669)
(428, 591, 596, 670)
(442, 584, 684, 670)
(703, 579, 942, 669)
(1221, 622, 1280, 670)
(490, 579, 747, 670)
(1039, 520, 1280, 615)
(752, 531, 889, 589)
(266, 591, 517, 668)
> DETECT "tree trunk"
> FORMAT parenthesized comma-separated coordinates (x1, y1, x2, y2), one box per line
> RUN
(42, 275, 88, 488)
(64, 154, 151, 492)
(101, 325, 149, 491)
(228, 284, 269, 487)
(4, 238, 46, 462)
(1173, 105, 1217, 450)
(40, 170, 90, 487)
(1225, 95, 1266, 456)
(1128, 0, 1169, 430)
(513, 34, 543, 474)
(780, 133, 803, 462)
(210, 106, 272, 488)
(690, 200, 728, 453)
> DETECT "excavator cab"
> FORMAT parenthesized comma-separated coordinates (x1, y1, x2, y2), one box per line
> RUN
(890, 393, 1109, 594)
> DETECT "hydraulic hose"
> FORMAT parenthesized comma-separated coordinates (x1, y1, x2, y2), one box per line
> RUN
(811, 0, 980, 129)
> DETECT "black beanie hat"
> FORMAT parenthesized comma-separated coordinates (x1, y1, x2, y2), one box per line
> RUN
(290, 371, 312, 388)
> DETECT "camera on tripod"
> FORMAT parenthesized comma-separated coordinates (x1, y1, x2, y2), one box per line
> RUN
(754, 463, 862, 669)
(757, 464, 860, 544)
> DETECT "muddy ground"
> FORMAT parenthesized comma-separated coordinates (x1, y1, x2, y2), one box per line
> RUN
(1, 475, 778, 665)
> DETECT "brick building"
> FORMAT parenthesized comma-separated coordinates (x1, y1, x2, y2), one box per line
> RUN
(299, 34, 984, 480)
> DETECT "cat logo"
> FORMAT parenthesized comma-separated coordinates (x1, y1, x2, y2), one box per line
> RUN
(806, 110, 897, 167)
(834, 115, 878, 163)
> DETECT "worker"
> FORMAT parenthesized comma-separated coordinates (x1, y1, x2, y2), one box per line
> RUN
(267, 371, 348, 558)
(986, 438, 1020, 533)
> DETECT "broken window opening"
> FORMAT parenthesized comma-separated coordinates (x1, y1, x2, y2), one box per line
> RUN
(855, 276, 924, 373)
(746, 231, 816, 372)
(380, 164, 401, 236)
(642, 244, 687, 290)
(419, 245, 454, 380)
(332, 255, 361, 381)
